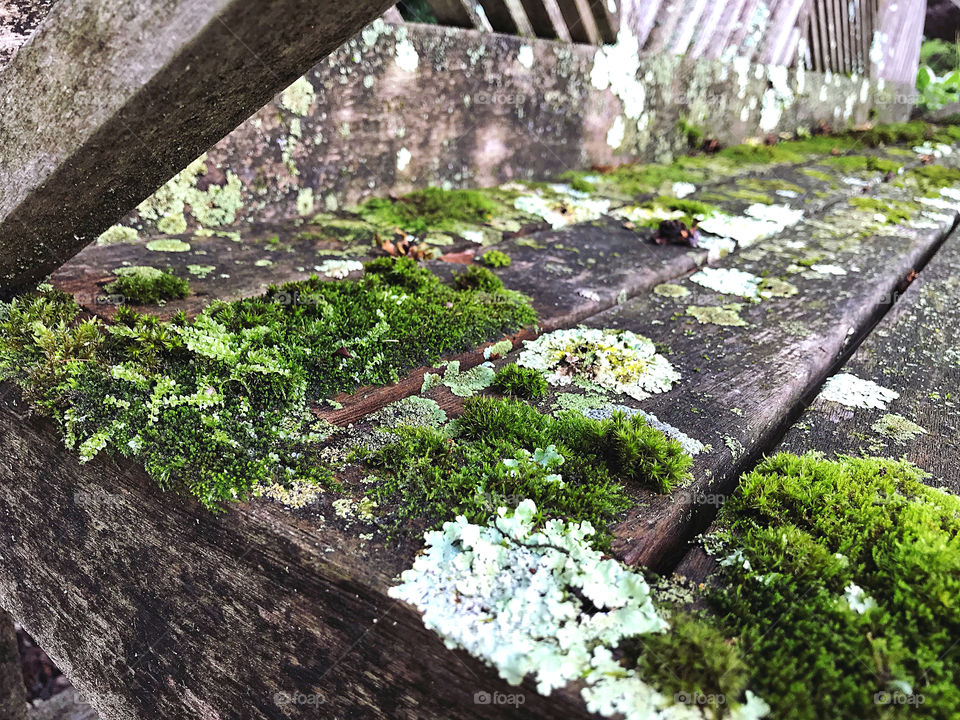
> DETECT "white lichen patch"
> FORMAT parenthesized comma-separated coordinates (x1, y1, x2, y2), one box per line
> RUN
(613, 205, 685, 225)
(808, 263, 847, 276)
(590, 26, 645, 120)
(518, 328, 679, 401)
(517, 45, 534, 69)
(258, 481, 323, 509)
(871, 413, 928, 443)
(817, 373, 899, 409)
(671, 182, 697, 199)
(396, 146, 412, 171)
(513, 192, 611, 230)
(391, 502, 767, 719)
(316, 259, 364, 279)
(280, 76, 316, 116)
(389, 502, 667, 693)
(843, 583, 877, 614)
(395, 36, 420, 72)
(689, 268, 762, 299)
(698, 204, 803, 248)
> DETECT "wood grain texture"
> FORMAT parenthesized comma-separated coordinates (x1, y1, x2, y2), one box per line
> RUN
(0, 608, 28, 720)
(779, 231, 960, 493)
(0, 0, 395, 298)
(0, 384, 588, 720)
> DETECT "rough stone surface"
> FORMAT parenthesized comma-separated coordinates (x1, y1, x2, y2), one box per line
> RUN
(103, 21, 914, 241)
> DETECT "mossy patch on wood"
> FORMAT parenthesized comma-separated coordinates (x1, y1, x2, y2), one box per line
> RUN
(0, 258, 536, 509)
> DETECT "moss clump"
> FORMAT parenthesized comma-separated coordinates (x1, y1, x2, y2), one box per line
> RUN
(819, 154, 901, 174)
(0, 259, 536, 510)
(479, 249, 512, 268)
(589, 163, 706, 197)
(900, 163, 960, 197)
(357, 187, 500, 234)
(848, 196, 919, 224)
(678, 117, 705, 148)
(709, 453, 960, 720)
(359, 396, 691, 543)
(625, 610, 749, 710)
(853, 121, 934, 146)
(104, 267, 190, 304)
(799, 167, 835, 184)
(492, 363, 547, 399)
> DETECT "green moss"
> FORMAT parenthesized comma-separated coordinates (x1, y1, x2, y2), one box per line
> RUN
(479, 249, 512, 268)
(104, 267, 190, 305)
(624, 610, 749, 709)
(556, 172, 596, 193)
(357, 187, 500, 234)
(677, 117, 705, 148)
(590, 163, 705, 197)
(900, 163, 960, 197)
(848, 196, 919, 224)
(358, 396, 691, 544)
(853, 121, 934, 146)
(492, 363, 547, 399)
(717, 188, 775, 205)
(799, 168, 835, 184)
(0, 258, 536, 510)
(819, 155, 901, 174)
(708, 453, 960, 720)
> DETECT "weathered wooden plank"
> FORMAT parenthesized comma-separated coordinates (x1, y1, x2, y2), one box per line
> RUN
(586, 0, 619, 43)
(0, 385, 589, 719)
(423, 0, 483, 28)
(553, 0, 594, 44)
(477, 0, 522, 33)
(565, 170, 960, 569)
(517, 0, 560, 37)
(778, 233, 960, 492)
(1, 609, 28, 720)
(0, 0, 396, 299)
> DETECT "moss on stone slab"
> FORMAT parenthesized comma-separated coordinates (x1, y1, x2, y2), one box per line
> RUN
(479, 249, 512, 268)
(491, 363, 547, 399)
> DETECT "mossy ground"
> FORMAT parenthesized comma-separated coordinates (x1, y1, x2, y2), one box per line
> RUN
(356, 187, 502, 234)
(0, 259, 536, 509)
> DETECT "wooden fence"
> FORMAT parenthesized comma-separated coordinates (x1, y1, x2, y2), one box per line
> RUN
(412, 0, 925, 82)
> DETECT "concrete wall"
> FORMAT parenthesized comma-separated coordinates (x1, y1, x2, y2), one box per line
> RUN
(111, 19, 914, 240)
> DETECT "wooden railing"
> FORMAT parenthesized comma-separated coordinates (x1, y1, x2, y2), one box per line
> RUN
(409, 0, 925, 84)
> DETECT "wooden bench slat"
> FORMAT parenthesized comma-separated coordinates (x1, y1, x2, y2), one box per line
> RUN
(778, 231, 960, 492)
(0, 0, 395, 299)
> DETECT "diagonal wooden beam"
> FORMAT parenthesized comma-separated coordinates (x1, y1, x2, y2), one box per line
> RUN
(0, 0, 395, 299)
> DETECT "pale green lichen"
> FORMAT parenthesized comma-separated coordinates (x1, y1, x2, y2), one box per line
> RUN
(297, 187, 315, 216)
(689, 268, 762, 300)
(96, 225, 138, 246)
(390, 500, 769, 719)
(368, 395, 447, 429)
(518, 328, 679, 401)
(157, 212, 188, 235)
(653, 283, 690, 298)
(483, 339, 513, 360)
(433, 360, 496, 397)
(136, 154, 244, 230)
(279, 76, 316, 116)
(145, 239, 191, 253)
(687, 304, 748, 327)
(871, 413, 928, 443)
(186, 265, 216, 278)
